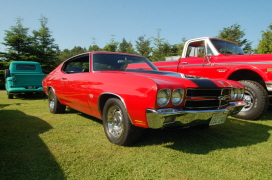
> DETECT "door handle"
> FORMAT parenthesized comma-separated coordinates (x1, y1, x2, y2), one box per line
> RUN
(182, 62, 188, 64)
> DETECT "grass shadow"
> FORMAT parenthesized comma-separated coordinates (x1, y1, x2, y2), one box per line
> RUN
(9, 92, 46, 100)
(0, 110, 65, 179)
(133, 118, 272, 154)
(0, 103, 25, 110)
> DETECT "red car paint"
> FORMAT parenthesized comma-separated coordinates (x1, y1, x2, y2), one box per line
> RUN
(43, 51, 245, 145)
(153, 37, 272, 120)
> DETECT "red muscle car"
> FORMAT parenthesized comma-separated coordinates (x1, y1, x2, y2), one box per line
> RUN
(42, 51, 246, 146)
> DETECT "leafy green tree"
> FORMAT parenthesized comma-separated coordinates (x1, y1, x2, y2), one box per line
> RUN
(88, 45, 100, 51)
(118, 38, 135, 54)
(135, 35, 152, 58)
(256, 24, 272, 54)
(103, 37, 119, 52)
(1, 17, 33, 61)
(88, 37, 101, 51)
(58, 46, 87, 62)
(217, 23, 253, 54)
(32, 16, 60, 73)
(176, 38, 187, 56)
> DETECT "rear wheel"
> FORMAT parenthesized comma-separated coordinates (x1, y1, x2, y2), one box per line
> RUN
(7, 93, 13, 99)
(48, 88, 66, 114)
(102, 98, 143, 146)
(232, 80, 268, 120)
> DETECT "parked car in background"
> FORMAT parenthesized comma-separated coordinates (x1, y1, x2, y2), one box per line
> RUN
(5, 61, 46, 99)
(152, 37, 272, 120)
(42, 52, 246, 146)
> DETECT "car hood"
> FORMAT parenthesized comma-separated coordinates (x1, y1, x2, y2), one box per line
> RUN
(98, 70, 242, 88)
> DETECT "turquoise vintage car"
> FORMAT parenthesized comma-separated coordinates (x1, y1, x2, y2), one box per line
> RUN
(5, 61, 46, 99)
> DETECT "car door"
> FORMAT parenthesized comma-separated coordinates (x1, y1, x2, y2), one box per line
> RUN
(61, 54, 93, 113)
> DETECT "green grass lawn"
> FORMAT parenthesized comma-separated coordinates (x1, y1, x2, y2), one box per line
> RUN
(0, 91, 272, 180)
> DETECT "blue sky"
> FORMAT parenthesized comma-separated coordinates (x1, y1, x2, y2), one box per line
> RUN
(0, 0, 271, 52)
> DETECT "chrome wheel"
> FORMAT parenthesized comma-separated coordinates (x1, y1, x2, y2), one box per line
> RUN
(241, 90, 254, 112)
(233, 80, 268, 120)
(103, 98, 143, 145)
(49, 93, 55, 110)
(106, 105, 124, 139)
(48, 88, 66, 114)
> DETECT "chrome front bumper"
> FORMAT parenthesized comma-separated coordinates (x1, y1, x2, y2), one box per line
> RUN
(146, 101, 246, 129)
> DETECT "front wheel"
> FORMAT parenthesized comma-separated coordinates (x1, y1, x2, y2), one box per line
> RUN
(102, 98, 143, 146)
(232, 80, 268, 120)
(48, 88, 66, 114)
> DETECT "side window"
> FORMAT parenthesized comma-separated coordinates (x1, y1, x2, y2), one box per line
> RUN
(206, 44, 214, 55)
(63, 55, 90, 73)
(186, 41, 205, 58)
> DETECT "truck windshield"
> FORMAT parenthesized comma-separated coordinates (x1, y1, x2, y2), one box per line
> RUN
(16, 64, 36, 70)
(210, 39, 245, 55)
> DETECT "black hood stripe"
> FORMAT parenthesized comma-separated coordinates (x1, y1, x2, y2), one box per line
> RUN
(189, 79, 218, 87)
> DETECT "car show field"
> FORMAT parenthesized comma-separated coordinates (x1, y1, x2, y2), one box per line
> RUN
(0, 92, 272, 179)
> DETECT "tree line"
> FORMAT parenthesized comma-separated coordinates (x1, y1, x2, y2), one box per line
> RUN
(1, 16, 272, 77)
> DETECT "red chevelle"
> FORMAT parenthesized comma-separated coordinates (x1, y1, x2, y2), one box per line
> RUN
(42, 51, 246, 146)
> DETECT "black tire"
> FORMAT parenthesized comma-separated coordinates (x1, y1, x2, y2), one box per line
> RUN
(102, 98, 143, 146)
(4, 69, 10, 79)
(7, 93, 13, 99)
(232, 80, 268, 120)
(48, 88, 66, 114)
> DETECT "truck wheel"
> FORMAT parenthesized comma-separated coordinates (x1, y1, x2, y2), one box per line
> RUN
(7, 93, 13, 99)
(48, 88, 66, 114)
(4, 69, 10, 79)
(232, 80, 268, 120)
(102, 98, 143, 146)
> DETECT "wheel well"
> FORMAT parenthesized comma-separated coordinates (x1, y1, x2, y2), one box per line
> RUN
(228, 69, 265, 87)
(98, 94, 121, 117)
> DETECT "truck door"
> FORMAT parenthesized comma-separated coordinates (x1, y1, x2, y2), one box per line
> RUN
(178, 40, 215, 78)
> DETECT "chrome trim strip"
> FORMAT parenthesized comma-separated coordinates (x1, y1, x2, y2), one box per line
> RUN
(99, 92, 127, 109)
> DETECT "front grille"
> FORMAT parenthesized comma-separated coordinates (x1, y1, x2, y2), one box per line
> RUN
(184, 88, 230, 110)
(186, 89, 222, 97)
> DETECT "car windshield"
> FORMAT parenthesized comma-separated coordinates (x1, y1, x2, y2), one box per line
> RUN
(210, 39, 245, 55)
(92, 53, 158, 71)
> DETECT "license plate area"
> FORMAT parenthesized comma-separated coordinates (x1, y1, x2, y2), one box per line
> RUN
(28, 86, 35, 89)
(209, 113, 227, 126)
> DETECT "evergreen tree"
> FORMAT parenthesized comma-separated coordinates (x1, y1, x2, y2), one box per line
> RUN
(150, 29, 176, 61)
(2, 17, 33, 61)
(32, 16, 60, 73)
(135, 35, 152, 58)
(256, 24, 272, 54)
(118, 38, 135, 54)
(217, 23, 253, 54)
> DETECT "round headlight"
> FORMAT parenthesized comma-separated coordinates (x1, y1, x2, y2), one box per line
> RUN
(157, 89, 170, 107)
(237, 88, 244, 100)
(231, 88, 238, 100)
(172, 89, 184, 105)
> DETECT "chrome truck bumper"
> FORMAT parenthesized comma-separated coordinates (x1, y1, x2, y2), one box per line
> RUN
(265, 82, 272, 91)
(146, 101, 246, 129)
